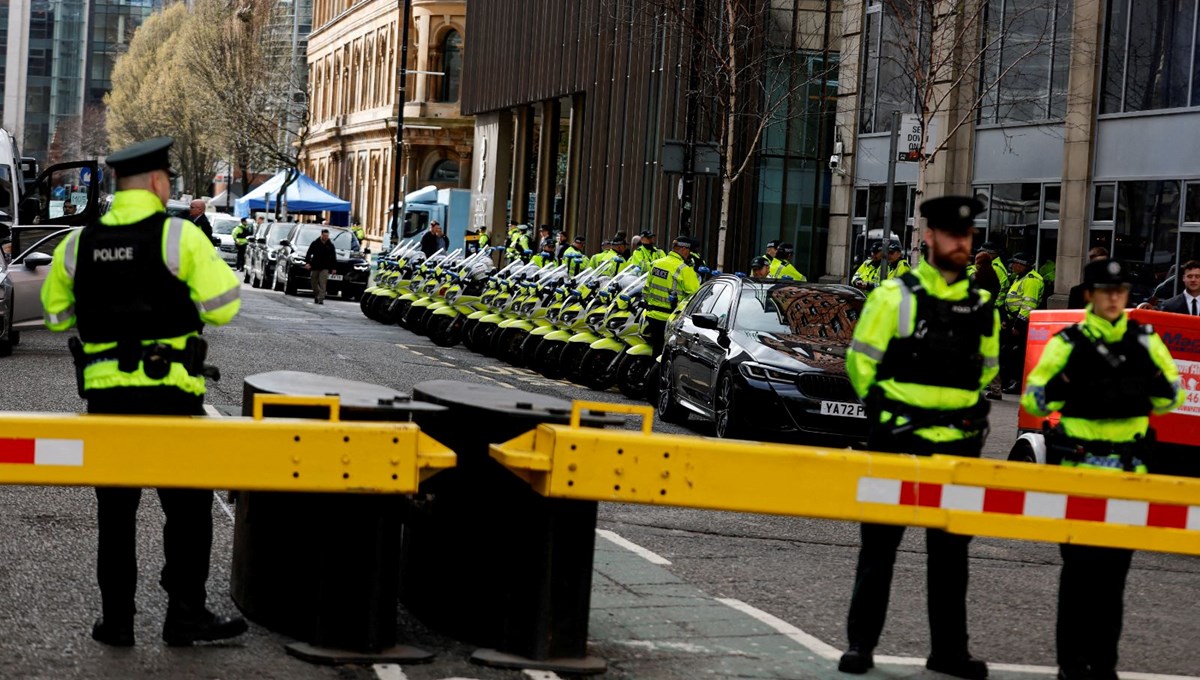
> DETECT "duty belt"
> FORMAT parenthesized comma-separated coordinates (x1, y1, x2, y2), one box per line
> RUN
(67, 336, 220, 397)
(870, 389, 991, 438)
(1043, 423, 1152, 472)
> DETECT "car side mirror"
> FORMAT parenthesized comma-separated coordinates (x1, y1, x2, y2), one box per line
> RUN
(692, 313, 721, 330)
(279, 239, 291, 247)
(24, 252, 52, 269)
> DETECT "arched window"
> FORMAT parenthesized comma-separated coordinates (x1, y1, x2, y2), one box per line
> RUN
(440, 30, 462, 103)
(429, 159, 460, 183)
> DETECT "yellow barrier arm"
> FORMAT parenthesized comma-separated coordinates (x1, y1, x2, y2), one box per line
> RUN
(0, 395, 454, 493)
(489, 403, 1200, 556)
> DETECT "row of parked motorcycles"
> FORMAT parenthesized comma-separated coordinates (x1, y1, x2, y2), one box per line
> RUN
(359, 243, 660, 399)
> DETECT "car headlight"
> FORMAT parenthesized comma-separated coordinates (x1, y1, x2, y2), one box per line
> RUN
(267, 251, 278, 261)
(354, 263, 369, 271)
(739, 362, 801, 384)
(291, 256, 306, 265)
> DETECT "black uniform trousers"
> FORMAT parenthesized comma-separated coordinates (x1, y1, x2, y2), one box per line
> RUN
(88, 386, 211, 622)
(644, 316, 667, 358)
(235, 244, 248, 271)
(999, 318, 1029, 387)
(1057, 543, 1133, 673)
(847, 432, 982, 656)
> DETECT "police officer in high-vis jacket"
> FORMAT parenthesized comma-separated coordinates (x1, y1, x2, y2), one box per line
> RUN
(643, 235, 701, 357)
(40, 137, 247, 648)
(840, 196, 998, 679)
(1022, 259, 1181, 680)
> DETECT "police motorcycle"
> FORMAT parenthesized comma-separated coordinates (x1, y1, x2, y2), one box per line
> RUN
(402, 249, 488, 335)
(492, 263, 572, 365)
(459, 259, 532, 352)
(466, 260, 547, 354)
(563, 268, 649, 390)
(360, 242, 422, 321)
(519, 259, 616, 373)
(419, 249, 501, 345)
(390, 248, 462, 328)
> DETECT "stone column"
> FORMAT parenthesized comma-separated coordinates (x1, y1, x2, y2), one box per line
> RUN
(1051, 0, 1104, 307)
(823, 0, 864, 283)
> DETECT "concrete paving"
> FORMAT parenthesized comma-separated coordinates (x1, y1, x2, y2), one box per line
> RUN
(0, 281, 1193, 679)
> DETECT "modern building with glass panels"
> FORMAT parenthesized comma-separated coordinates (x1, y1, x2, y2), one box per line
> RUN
(1, 0, 166, 163)
(826, 0, 1200, 303)
(464, 1, 841, 275)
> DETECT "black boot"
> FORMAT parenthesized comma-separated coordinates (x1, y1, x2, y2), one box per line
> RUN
(927, 653, 989, 679)
(162, 604, 247, 646)
(1057, 667, 1093, 680)
(92, 617, 135, 647)
(838, 646, 875, 674)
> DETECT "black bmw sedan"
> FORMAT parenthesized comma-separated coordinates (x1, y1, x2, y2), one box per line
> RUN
(657, 276, 868, 443)
(273, 224, 369, 299)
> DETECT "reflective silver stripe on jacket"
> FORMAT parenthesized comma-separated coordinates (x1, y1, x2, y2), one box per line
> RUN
(45, 307, 74, 326)
(982, 355, 999, 369)
(897, 278, 916, 338)
(62, 231, 80, 278)
(849, 339, 885, 362)
(198, 286, 240, 312)
(165, 217, 185, 277)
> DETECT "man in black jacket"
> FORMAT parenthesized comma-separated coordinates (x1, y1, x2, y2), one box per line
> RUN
(420, 221, 449, 257)
(187, 200, 215, 244)
(305, 229, 338, 304)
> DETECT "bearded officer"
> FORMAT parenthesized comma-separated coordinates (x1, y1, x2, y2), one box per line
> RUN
(40, 137, 247, 647)
(840, 196, 998, 679)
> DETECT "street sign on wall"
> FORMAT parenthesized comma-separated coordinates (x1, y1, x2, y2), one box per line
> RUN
(897, 114, 940, 163)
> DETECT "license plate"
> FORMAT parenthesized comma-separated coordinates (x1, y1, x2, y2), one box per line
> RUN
(821, 401, 865, 418)
(328, 274, 343, 281)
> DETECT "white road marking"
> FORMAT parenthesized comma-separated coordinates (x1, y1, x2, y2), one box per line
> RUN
(372, 664, 407, 680)
(215, 493, 235, 522)
(716, 598, 841, 660)
(523, 671, 563, 680)
(203, 405, 236, 523)
(718, 598, 1199, 679)
(596, 529, 672, 565)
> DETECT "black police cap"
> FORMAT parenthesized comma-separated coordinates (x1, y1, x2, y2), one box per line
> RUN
(870, 241, 883, 253)
(919, 195, 984, 234)
(777, 242, 795, 255)
(640, 230, 655, 239)
(611, 237, 627, 246)
(1010, 252, 1033, 267)
(766, 239, 781, 249)
(1084, 258, 1131, 289)
(106, 136, 174, 178)
(573, 235, 586, 244)
(887, 240, 903, 252)
(750, 256, 770, 269)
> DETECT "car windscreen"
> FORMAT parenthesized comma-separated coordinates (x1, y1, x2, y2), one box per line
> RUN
(294, 227, 355, 251)
(266, 224, 291, 245)
(735, 284, 862, 341)
(212, 218, 240, 235)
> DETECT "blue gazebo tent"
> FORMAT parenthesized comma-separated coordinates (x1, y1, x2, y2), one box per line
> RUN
(234, 170, 350, 219)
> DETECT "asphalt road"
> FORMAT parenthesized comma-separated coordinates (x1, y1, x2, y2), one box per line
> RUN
(0, 281, 1196, 680)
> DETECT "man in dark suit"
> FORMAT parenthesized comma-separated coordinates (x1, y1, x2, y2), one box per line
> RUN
(1158, 260, 1200, 315)
(1067, 247, 1110, 309)
(187, 200, 215, 244)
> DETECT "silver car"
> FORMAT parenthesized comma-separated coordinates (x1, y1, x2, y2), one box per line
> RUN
(210, 215, 242, 267)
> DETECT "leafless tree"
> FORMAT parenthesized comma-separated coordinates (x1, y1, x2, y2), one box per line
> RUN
(185, 0, 311, 196)
(854, 0, 1076, 250)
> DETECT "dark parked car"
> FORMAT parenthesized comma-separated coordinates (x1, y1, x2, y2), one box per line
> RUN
(657, 276, 868, 442)
(247, 222, 292, 289)
(273, 224, 368, 299)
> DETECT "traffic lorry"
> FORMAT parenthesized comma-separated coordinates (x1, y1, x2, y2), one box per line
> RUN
(388, 185, 471, 250)
(1010, 308, 1200, 478)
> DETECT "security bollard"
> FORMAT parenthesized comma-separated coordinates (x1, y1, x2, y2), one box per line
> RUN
(403, 380, 616, 674)
(231, 371, 444, 664)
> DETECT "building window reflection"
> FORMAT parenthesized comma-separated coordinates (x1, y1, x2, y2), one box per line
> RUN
(1102, 0, 1198, 113)
(440, 29, 462, 103)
